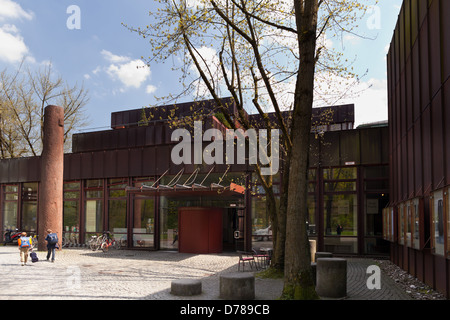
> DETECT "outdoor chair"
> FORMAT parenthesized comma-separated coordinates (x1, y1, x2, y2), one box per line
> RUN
(237, 251, 256, 271)
(252, 248, 270, 270)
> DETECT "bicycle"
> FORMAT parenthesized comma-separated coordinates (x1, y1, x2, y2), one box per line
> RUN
(115, 235, 127, 250)
(88, 234, 103, 251)
(62, 233, 79, 248)
(30, 233, 38, 250)
(89, 231, 115, 252)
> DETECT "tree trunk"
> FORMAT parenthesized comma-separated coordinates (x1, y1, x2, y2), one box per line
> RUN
(271, 152, 290, 271)
(282, 0, 319, 300)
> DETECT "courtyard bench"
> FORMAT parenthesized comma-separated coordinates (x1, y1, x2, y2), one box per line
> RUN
(171, 279, 202, 296)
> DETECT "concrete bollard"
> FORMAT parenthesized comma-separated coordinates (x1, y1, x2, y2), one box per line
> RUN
(220, 273, 255, 300)
(311, 262, 317, 286)
(315, 258, 347, 299)
(171, 279, 202, 296)
(315, 251, 333, 262)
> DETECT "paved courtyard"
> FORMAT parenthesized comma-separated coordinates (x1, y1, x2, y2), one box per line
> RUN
(0, 246, 411, 300)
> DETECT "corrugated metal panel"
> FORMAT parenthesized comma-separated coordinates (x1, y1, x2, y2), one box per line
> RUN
(142, 147, 156, 176)
(116, 149, 129, 178)
(443, 0, 450, 80)
(360, 129, 380, 164)
(388, 0, 450, 203)
(80, 153, 93, 179)
(93, 151, 105, 179)
(428, 0, 441, 97)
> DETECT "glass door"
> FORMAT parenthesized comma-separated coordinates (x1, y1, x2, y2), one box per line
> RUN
(132, 195, 155, 249)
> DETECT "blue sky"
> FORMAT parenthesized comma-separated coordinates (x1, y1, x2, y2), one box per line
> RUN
(0, 0, 403, 132)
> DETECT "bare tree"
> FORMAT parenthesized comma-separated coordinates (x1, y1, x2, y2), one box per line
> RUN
(126, 0, 376, 299)
(0, 62, 89, 158)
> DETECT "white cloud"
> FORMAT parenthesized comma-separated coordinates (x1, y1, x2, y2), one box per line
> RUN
(146, 84, 157, 94)
(0, 0, 33, 22)
(313, 71, 387, 127)
(97, 50, 151, 90)
(352, 78, 388, 127)
(0, 25, 29, 63)
(101, 49, 130, 64)
(106, 58, 150, 89)
(0, 1, 33, 63)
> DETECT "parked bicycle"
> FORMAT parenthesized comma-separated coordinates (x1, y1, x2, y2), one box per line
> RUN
(30, 233, 38, 250)
(62, 233, 79, 248)
(89, 231, 117, 252)
(3, 228, 21, 246)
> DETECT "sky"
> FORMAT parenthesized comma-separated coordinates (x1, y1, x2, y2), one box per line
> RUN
(0, 0, 403, 133)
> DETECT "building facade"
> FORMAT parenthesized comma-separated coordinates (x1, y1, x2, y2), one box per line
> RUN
(1, 98, 389, 256)
(385, 0, 450, 298)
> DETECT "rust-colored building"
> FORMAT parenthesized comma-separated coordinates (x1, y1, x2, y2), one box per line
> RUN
(385, 0, 450, 298)
(1, 97, 389, 257)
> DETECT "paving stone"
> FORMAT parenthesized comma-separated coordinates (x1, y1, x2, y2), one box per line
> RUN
(0, 246, 424, 300)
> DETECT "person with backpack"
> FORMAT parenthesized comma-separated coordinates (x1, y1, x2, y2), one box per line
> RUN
(45, 229, 58, 262)
(18, 232, 32, 266)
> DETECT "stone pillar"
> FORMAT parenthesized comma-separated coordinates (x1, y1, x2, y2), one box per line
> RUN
(38, 105, 64, 251)
(315, 258, 347, 299)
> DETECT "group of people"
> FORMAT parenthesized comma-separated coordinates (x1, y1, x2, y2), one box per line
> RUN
(18, 229, 59, 266)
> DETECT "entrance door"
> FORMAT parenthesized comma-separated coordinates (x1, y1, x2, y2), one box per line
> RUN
(178, 207, 222, 254)
(223, 208, 237, 251)
(132, 196, 155, 249)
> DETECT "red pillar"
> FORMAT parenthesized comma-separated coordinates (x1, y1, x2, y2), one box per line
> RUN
(38, 105, 64, 251)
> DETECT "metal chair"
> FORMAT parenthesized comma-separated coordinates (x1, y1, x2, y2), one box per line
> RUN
(237, 251, 256, 271)
(252, 248, 270, 269)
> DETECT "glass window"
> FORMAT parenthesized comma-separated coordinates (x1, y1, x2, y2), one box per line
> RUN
(84, 179, 104, 237)
(22, 183, 37, 201)
(412, 198, 420, 249)
(133, 196, 155, 248)
(86, 179, 103, 188)
(365, 194, 388, 237)
(159, 196, 183, 250)
(251, 195, 279, 242)
(5, 185, 18, 193)
(108, 179, 127, 241)
(398, 203, 405, 245)
(252, 196, 271, 242)
(85, 199, 103, 234)
(432, 190, 445, 255)
(324, 236, 357, 254)
(406, 203, 412, 247)
(64, 182, 80, 190)
(307, 195, 316, 236)
(323, 167, 357, 180)
(63, 200, 80, 245)
(329, 123, 342, 131)
(3, 202, 18, 231)
(108, 199, 127, 230)
(324, 181, 356, 192)
(324, 194, 357, 236)
(308, 169, 317, 181)
(87, 190, 103, 198)
(21, 183, 38, 232)
(3, 185, 18, 232)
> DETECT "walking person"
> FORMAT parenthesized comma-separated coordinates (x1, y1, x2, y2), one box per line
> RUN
(45, 229, 58, 262)
(18, 232, 32, 266)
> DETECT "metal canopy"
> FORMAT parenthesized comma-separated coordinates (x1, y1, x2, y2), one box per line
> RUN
(125, 166, 245, 197)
